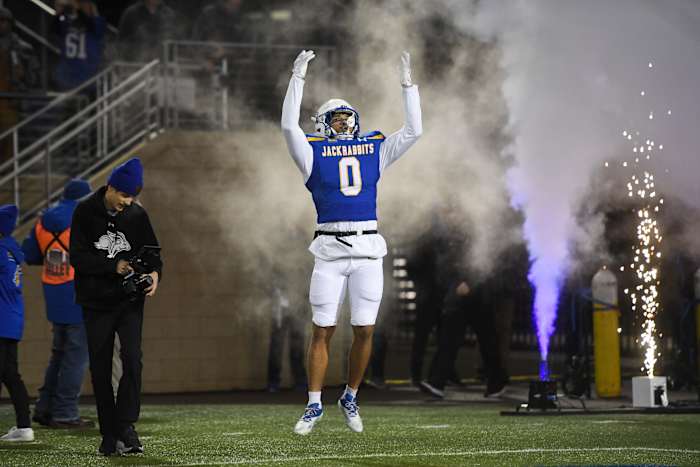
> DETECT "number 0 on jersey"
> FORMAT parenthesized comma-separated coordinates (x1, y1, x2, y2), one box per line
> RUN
(339, 157, 362, 196)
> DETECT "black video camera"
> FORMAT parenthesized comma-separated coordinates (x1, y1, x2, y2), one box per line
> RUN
(122, 245, 161, 301)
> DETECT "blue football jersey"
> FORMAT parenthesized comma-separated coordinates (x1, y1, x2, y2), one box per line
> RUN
(305, 131, 386, 223)
(54, 16, 106, 90)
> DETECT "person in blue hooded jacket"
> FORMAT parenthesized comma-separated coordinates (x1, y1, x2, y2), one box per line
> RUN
(0, 204, 34, 442)
(22, 179, 94, 428)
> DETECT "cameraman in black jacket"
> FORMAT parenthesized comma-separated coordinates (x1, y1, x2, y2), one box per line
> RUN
(70, 157, 162, 456)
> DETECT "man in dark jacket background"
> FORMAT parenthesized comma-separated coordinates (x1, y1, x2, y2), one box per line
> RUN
(22, 179, 93, 428)
(117, 0, 176, 62)
(70, 158, 162, 456)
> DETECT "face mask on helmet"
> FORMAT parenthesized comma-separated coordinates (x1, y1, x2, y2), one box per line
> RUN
(312, 98, 360, 140)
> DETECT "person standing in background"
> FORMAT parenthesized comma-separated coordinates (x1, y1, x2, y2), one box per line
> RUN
(266, 265, 307, 393)
(0, 7, 38, 165)
(0, 205, 34, 442)
(22, 179, 94, 429)
(117, 0, 176, 62)
(52, 0, 106, 92)
(70, 158, 162, 456)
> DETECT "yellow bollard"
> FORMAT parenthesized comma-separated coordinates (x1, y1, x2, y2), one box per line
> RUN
(695, 269, 700, 376)
(592, 268, 621, 397)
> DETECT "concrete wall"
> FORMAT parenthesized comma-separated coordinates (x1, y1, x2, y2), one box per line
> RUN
(16, 130, 354, 395)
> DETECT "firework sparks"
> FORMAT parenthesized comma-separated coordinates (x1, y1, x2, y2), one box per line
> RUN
(618, 138, 663, 376)
(616, 63, 669, 377)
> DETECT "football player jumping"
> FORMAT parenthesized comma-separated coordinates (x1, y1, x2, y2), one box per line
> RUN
(281, 49, 422, 435)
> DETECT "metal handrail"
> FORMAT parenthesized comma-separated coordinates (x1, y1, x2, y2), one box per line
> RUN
(9, 60, 159, 166)
(26, 0, 120, 34)
(0, 80, 148, 188)
(0, 91, 57, 100)
(14, 20, 61, 54)
(0, 59, 161, 223)
(163, 39, 336, 51)
(0, 67, 110, 142)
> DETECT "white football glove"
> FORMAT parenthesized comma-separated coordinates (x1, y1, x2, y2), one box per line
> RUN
(400, 51, 413, 87)
(292, 49, 316, 79)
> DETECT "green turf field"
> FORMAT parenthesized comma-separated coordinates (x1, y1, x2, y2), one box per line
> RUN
(1, 403, 699, 466)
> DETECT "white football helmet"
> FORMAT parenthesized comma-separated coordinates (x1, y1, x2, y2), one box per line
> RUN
(312, 98, 360, 139)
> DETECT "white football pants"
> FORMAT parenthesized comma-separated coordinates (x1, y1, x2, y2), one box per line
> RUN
(309, 257, 383, 327)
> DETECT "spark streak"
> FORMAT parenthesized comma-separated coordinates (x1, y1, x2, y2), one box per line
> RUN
(617, 62, 668, 377)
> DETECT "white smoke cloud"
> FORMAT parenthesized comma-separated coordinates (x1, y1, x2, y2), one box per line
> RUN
(183, 0, 700, 327)
(447, 0, 700, 363)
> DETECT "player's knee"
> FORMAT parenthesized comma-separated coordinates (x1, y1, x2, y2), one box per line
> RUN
(350, 309, 378, 327)
(350, 291, 381, 326)
(352, 325, 374, 340)
(311, 323, 335, 341)
(312, 303, 338, 328)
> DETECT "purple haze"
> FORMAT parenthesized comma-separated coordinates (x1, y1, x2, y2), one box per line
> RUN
(528, 258, 563, 380)
(461, 0, 700, 381)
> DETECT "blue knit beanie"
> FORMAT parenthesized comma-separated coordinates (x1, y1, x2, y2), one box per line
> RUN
(63, 178, 92, 200)
(0, 205, 18, 236)
(107, 158, 143, 196)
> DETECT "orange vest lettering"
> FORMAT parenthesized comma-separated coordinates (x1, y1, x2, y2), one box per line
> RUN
(35, 221, 74, 285)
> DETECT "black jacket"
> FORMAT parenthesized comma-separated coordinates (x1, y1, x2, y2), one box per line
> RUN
(69, 186, 162, 310)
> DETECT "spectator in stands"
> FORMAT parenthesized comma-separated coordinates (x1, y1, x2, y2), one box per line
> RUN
(192, 0, 253, 81)
(22, 179, 94, 429)
(192, 0, 248, 44)
(52, 0, 106, 92)
(0, 7, 39, 164)
(0, 205, 35, 442)
(117, 0, 176, 62)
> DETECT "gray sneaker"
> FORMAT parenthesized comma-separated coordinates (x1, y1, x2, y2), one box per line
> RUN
(0, 426, 34, 442)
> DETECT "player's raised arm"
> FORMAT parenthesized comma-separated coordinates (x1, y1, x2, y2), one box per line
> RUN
(379, 51, 423, 173)
(281, 50, 316, 182)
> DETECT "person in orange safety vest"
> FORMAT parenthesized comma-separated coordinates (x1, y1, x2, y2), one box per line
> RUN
(21, 179, 94, 429)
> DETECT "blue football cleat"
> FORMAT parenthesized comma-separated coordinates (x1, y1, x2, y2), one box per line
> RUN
(337, 393, 363, 433)
(294, 403, 323, 435)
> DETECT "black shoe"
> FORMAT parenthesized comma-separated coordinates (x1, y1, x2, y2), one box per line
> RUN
(364, 377, 388, 390)
(53, 417, 95, 429)
(484, 381, 507, 398)
(446, 376, 466, 388)
(32, 412, 55, 427)
(99, 436, 118, 456)
(118, 426, 144, 454)
(419, 380, 445, 399)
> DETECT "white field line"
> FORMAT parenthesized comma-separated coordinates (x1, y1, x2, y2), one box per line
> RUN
(165, 446, 700, 466)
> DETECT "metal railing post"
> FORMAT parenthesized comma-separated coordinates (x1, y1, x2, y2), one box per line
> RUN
(44, 138, 51, 209)
(103, 71, 109, 159)
(153, 65, 161, 131)
(162, 42, 169, 129)
(12, 130, 19, 211)
(144, 69, 151, 140)
(40, 13, 49, 91)
(173, 43, 180, 129)
(221, 57, 229, 130)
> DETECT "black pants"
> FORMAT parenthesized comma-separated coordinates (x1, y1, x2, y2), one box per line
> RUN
(428, 299, 506, 390)
(410, 296, 443, 382)
(267, 312, 306, 388)
(0, 338, 31, 428)
(83, 304, 143, 438)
